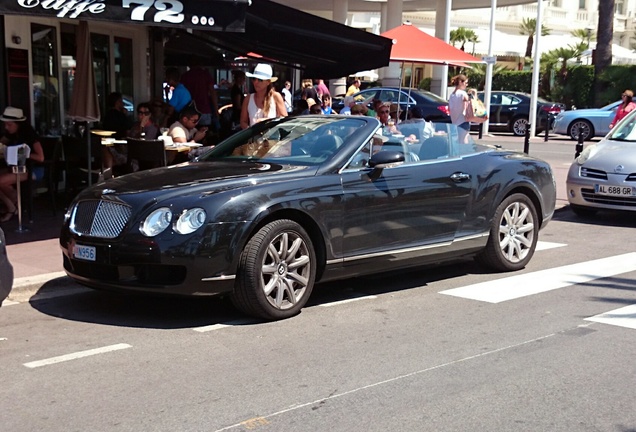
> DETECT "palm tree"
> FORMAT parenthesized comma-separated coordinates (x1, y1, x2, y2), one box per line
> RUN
(595, 0, 614, 104)
(571, 28, 595, 51)
(519, 18, 551, 58)
(450, 28, 471, 51)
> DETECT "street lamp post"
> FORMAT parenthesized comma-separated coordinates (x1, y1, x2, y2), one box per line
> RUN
(586, 25, 594, 65)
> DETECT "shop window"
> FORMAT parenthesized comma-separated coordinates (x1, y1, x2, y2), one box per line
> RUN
(115, 37, 134, 115)
(32, 23, 60, 135)
(91, 33, 110, 118)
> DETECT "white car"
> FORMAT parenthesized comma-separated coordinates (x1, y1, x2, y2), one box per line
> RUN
(553, 101, 620, 141)
(566, 107, 636, 216)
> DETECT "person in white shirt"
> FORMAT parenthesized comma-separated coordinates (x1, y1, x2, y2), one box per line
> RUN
(168, 107, 207, 144)
(240, 63, 287, 129)
(448, 74, 470, 143)
(281, 81, 293, 113)
(339, 96, 356, 115)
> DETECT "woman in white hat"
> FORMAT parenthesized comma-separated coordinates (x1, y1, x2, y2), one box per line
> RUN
(0, 107, 45, 222)
(240, 63, 287, 129)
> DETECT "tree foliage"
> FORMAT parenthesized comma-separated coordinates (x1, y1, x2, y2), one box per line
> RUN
(519, 18, 551, 58)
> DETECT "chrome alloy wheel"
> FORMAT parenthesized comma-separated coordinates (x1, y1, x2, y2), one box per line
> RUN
(261, 231, 311, 310)
(498, 201, 535, 264)
(512, 117, 529, 136)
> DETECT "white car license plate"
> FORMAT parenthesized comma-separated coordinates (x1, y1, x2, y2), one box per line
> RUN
(73, 244, 96, 262)
(594, 184, 636, 197)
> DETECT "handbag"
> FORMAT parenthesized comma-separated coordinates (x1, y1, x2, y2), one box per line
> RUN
(466, 94, 488, 123)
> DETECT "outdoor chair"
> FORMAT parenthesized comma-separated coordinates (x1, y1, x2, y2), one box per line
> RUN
(126, 138, 167, 172)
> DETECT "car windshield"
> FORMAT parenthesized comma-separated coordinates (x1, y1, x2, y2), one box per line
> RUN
(607, 110, 636, 142)
(199, 116, 369, 165)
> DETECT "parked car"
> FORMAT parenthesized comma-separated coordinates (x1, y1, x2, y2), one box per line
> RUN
(61, 116, 556, 320)
(553, 101, 620, 141)
(0, 227, 13, 304)
(333, 87, 451, 122)
(566, 107, 636, 216)
(475, 91, 565, 136)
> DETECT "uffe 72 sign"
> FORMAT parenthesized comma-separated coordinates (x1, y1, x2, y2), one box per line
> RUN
(2, 0, 247, 31)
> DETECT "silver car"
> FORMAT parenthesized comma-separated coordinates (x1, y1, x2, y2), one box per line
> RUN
(0, 227, 13, 304)
(566, 108, 636, 216)
(553, 101, 620, 141)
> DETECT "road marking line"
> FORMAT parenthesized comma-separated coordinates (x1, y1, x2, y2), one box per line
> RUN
(193, 319, 253, 332)
(535, 241, 567, 251)
(440, 252, 636, 303)
(319, 295, 378, 307)
(13, 272, 67, 289)
(23, 343, 132, 369)
(585, 304, 636, 330)
(2, 299, 19, 306)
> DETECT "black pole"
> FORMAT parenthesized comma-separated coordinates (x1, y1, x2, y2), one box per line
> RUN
(478, 122, 483, 139)
(524, 123, 531, 154)
(544, 114, 550, 142)
(575, 124, 584, 158)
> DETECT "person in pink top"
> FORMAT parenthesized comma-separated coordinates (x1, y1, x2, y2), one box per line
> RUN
(609, 89, 636, 129)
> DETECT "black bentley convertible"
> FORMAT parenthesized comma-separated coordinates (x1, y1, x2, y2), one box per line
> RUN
(61, 116, 556, 320)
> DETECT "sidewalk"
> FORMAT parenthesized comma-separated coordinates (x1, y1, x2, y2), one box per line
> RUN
(3, 138, 571, 301)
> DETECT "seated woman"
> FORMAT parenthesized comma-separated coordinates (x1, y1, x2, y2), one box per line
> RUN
(128, 102, 159, 140)
(0, 107, 45, 222)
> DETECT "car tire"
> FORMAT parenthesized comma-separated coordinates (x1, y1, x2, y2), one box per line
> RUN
(232, 219, 316, 320)
(567, 120, 594, 141)
(511, 117, 529, 136)
(476, 193, 539, 272)
(570, 204, 598, 217)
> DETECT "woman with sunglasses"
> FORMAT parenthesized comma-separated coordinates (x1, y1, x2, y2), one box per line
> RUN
(609, 89, 636, 129)
(129, 102, 159, 140)
(240, 64, 287, 129)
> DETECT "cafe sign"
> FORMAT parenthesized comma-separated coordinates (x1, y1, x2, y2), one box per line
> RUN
(0, 0, 248, 31)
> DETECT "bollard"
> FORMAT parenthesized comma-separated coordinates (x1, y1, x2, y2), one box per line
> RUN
(574, 124, 584, 158)
(544, 113, 551, 142)
(478, 122, 483, 140)
(523, 123, 531, 154)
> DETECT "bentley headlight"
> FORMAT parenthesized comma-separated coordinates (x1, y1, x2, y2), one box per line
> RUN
(140, 207, 172, 237)
(174, 208, 207, 234)
(577, 144, 598, 165)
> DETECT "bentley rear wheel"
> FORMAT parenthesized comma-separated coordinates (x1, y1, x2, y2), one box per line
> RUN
(232, 219, 316, 320)
(476, 193, 539, 272)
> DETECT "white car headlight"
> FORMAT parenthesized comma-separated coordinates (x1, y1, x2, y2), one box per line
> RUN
(576, 144, 598, 165)
(140, 207, 172, 237)
(174, 208, 207, 234)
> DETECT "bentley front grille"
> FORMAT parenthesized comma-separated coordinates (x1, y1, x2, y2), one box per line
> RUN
(70, 200, 132, 239)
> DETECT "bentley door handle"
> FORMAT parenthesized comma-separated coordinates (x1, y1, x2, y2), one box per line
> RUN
(450, 172, 471, 182)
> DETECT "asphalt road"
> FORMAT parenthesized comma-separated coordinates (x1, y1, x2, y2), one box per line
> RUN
(1, 133, 635, 432)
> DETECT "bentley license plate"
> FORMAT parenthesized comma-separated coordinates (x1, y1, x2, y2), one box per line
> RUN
(73, 244, 96, 261)
(594, 184, 636, 197)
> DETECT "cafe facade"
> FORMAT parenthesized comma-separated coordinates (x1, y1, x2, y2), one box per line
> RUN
(0, 1, 394, 136)
(0, 0, 250, 134)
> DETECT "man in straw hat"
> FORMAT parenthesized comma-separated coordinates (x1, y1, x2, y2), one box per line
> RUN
(0, 107, 44, 222)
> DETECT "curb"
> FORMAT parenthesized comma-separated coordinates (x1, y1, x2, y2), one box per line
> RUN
(7, 271, 74, 303)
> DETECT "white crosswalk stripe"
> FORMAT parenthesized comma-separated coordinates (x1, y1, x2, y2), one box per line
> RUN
(439, 252, 636, 303)
(585, 305, 636, 330)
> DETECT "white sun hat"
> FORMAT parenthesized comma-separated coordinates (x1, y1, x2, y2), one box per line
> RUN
(0, 107, 26, 122)
(245, 63, 278, 83)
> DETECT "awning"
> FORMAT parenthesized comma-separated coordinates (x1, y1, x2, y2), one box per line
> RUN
(184, 0, 393, 78)
(0, 0, 247, 32)
(381, 23, 482, 66)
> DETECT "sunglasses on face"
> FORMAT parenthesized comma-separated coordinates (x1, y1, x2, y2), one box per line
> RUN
(138, 110, 151, 115)
(253, 78, 266, 83)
